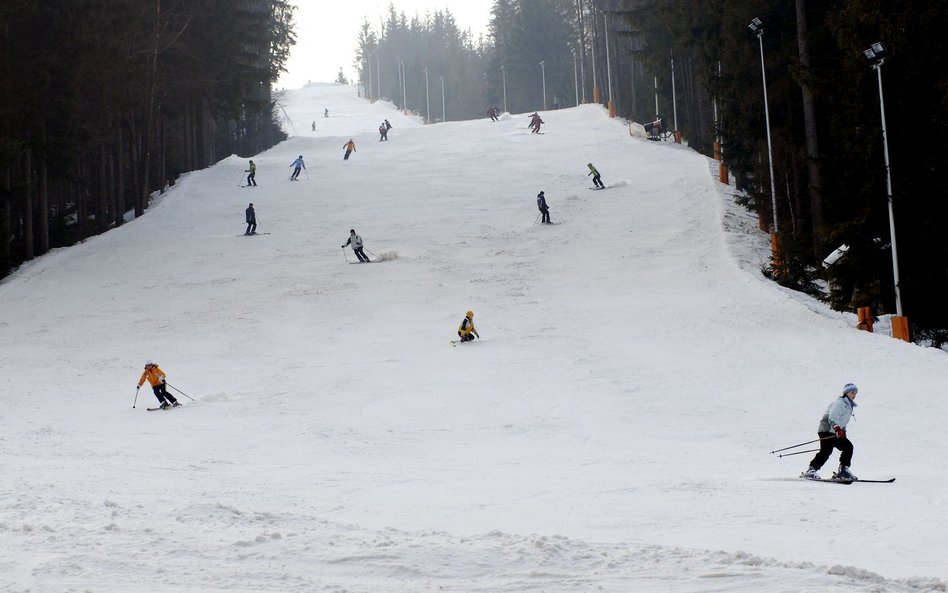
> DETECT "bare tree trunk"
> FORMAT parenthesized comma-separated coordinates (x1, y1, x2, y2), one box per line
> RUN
(139, 0, 161, 214)
(76, 162, 88, 240)
(796, 0, 825, 261)
(23, 139, 34, 260)
(116, 125, 126, 226)
(38, 126, 50, 254)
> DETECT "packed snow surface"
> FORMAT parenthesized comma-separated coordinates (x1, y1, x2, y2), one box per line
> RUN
(1, 83, 946, 592)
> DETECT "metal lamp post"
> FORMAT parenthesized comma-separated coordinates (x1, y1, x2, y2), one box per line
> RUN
(440, 75, 445, 122)
(500, 64, 508, 114)
(540, 61, 547, 110)
(749, 17, 780, 267)
(571, 47, 579, 106)
(424, 67, 430, 124)
(864, 42, 903, 318)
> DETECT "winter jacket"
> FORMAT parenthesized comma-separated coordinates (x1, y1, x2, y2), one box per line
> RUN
(343, 141, 356, 152)
(458, 317, 477, 337)
(587, 164, 599, 176)
(818, 396, 857, 433)
(246, 207, 256, 224)
(247, 162, 256, 174)
(291, 158, 305, 169)
(343, 233, 363, 250)
(537, 193, 548, 211)
(138, 365, 167, 388)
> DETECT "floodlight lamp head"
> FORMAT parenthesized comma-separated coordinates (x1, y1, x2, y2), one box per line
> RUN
(748, 17, 763, 35)
(864, 42, 887, 66)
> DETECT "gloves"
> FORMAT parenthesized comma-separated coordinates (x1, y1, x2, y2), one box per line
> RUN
(833, 425, 846, 439)
(341, 245, 346, 248)
(458, 331, 463, 337)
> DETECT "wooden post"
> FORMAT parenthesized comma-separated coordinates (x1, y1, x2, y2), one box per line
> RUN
(713, 141, 721, 161)
(856, 307, 873, 332)
(719, 163, 729, 185)
(891, 316, 910, 342)
(674, 130, 682, 144)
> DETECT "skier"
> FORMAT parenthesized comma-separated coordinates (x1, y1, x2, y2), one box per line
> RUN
(384, 119, 392, 131)
(324, 108, 329, 118)
(245, 160, 257, 187)
(290, 155, 306, 180)
(341, 228, 369, 262)
(802, 383, 859, 481)
(536, 191, 551, 224)
(587, 163, 604, 189)
(379, 123, 388, 141)
(488, 106, 499, 122)
(136, 360, 180, 409)
(245, 203, 256, 235)
(343, 139, 356, 160)
(457, 310, 479, 342)
(529, 112, 544, 133)
(311, 121, 316, 131)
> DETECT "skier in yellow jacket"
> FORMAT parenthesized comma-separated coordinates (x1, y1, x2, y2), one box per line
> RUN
(137, 360, 180, 409)
(457, 310, 479, 342)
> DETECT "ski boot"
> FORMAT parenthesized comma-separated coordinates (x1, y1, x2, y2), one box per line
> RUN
(833, 466, 857, 481)
(801, 467, 821, 480)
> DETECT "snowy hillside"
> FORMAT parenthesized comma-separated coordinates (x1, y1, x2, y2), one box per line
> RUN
(0, 82, 945, 592)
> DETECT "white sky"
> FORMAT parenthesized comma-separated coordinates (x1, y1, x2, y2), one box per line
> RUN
(276, 1, 494, 90)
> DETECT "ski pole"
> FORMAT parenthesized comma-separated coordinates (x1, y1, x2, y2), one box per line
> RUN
(777, 448, 819, 458)
(304, 170, 310, 180)
(133, 386, 140, 408)
(164, 382, 195, 401)
(534, 213, 541, 226)
(770, 434, 837, 454)
(365, 248, 377, 258)
(341, 246, 349, 263)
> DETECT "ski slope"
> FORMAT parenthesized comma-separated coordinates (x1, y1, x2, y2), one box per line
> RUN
(0, 82, 945, 592)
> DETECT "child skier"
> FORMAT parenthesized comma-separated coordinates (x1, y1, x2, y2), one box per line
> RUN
(802, 383, 859, 480)
(343, 139, 356, 160)
(536, 191, 551, 224)
(245, 160, 257, 186)
(245, 203, 256, 235)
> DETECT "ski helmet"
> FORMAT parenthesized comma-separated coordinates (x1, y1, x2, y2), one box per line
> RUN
(842, 383, 858, 395)
(145, 359, 153, 367)
(466, 310, 474, 318)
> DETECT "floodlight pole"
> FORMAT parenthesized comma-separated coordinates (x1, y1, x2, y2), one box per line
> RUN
(540, 61, 547, 110)
(572, 47, 579, 106)
(440, 75, 446, 122)
(501, 64, 508, 113)
(424, 67, 430, 124)
(868, 51, 902, 316)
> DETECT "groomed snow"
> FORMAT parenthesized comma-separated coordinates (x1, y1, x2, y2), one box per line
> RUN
(0, 82, 945, 592)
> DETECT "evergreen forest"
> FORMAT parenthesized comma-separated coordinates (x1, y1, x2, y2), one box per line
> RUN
(0, 0, 295, 277)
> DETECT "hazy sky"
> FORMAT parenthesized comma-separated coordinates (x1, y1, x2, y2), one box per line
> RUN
(276, 1, 493, 90)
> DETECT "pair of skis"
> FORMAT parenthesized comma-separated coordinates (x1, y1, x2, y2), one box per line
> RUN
(802, 476, 895, 485)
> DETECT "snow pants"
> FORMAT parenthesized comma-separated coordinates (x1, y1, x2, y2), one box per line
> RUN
(809, 432, 853, 470)
(152, 383, 178, 405)
(592, 174, 603, 188)
(344, 149, 353, 160)
(247, 172, 256, 186)
(539, 207, 551, 224)
(353, 247, 369, 262)
(246, 221, 256, 235)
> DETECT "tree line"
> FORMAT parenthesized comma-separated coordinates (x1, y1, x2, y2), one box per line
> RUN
(354, 0, 947, 344)
(0, 0, 295, 279)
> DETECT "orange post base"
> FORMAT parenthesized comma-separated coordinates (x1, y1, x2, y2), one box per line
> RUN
(608, 100, 615, 118)
(857, 307, 874, 332)
(770, 233, 783, 277)
(674, 130, 682, 144)
(713, 141, 721, 161)
(891, 315, 910, 342)
(718, 163, 729, 185)
(593, 87, 601, 104)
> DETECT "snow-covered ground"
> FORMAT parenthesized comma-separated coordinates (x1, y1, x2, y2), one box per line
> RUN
(1, 82, 945, 592)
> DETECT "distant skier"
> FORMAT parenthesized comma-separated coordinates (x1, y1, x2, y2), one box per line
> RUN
(457, 310, 479, 342)
(536, 191, 551, 224)
(311, 121, 316, 131)
(290, 155, 306, 180)
(343, 139, 356, 160)
(136, 360, 180, 409)
(587, 163, 604, 189)
(341, 228, 369, 262)
(488, 106, 499, 122)
(802, 383, 860, 481)
(384, 119, 392, 131)
(245, 203, 256, 235)
(324, 108, 329, 118)
(379, 123, 388, 141)
(529, 112, 544, 133)
(245, 160, 257, 187)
